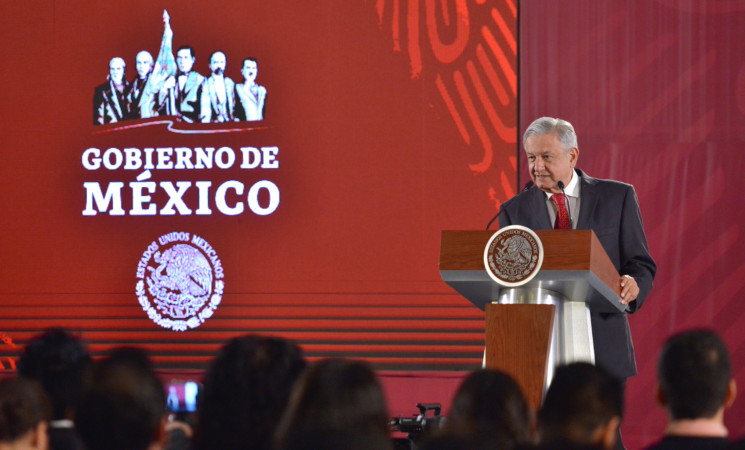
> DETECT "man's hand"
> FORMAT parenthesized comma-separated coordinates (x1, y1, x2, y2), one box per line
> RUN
(619, 275, 639, 305)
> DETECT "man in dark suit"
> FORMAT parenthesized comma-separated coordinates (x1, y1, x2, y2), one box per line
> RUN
(200, 51, 235, 123)
(125, 51, 153, 119)
(93, 57, 129, 125)
(497, 117, 656, 382)
(167, 46, 205, 123)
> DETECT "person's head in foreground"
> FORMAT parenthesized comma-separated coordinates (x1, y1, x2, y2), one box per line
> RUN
(655, 329, 736, 440)
(539, 362, 623, 450)
(432, 369, 533, 449)
(274, 358, 392, 450)
(0, 377, 51, 450)
(17, 327, 91, 421)
(194, 334, 306, 450)
(74, 347, 166, 450)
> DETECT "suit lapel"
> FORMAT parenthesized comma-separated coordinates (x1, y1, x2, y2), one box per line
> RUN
(204, 77, 214, 110)
(576, 169, 598, 229)
(185, 72, 199, 98)
(107, 82, 124, 121)
(528, 187, 553, 230)
(226, 79, 235, 115)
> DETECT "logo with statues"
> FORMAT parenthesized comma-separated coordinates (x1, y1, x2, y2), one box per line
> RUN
(484, 225, 544, 287)
(135, 231, 224, 331)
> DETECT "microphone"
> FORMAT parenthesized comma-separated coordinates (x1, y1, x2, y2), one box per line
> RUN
(557, 181, 572, 228)
(485, 210, 500, 231)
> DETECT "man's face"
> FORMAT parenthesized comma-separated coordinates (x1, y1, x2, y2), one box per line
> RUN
(109, 58, 125, 84)
(241, 60, 258, 83)
(136, 52, 153, 78)
(525, 133, 578, 194)
(177, 49, 195, 73)
(210, 52, 226, 75)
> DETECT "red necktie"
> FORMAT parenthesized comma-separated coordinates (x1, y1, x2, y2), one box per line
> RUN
(551, 194, 571, 230)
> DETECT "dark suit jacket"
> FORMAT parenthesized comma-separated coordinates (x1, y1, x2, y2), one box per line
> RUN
(124, 76, 148, 119)
(172, 71, 205, 123)
(93, 80, 129, 125)
(497, 169, 656, 379)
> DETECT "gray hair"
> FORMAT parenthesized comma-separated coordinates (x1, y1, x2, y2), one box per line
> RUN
(109, 57, 126, 69)
(523, 117, 578, 152)
(136, 51, 153, 64)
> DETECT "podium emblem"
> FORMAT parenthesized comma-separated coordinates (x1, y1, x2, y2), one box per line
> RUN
(484, 225, 544, 287)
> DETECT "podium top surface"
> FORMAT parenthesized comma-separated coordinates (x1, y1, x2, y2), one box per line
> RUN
(439, 230, 624, 313)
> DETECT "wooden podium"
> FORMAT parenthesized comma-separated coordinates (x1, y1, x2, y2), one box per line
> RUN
(439, 230, 625, 408)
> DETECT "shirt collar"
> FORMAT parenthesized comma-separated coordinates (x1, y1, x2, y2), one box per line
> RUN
(564, 168, 579, 197)
(544, 168, 579, 199)
(666, 419, 728, 438)
(50, 419, 74, 429)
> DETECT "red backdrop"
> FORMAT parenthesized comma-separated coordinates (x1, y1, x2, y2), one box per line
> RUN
(520, 0, 745, 446)
(8, 1, 741, 446)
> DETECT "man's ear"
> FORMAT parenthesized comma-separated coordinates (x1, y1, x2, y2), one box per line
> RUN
(569, 147, 579, 167)
(598, 416, 621, 450)
(145, 415, 169, 450)
(725, 379, 737, 408)
(31, 421, 49, 450)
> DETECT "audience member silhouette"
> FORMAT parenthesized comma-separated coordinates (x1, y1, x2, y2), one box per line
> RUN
(274, 358, 393, 450)
(193, 335, 306, 450)
(538, 362, 623, 450)
(17, 328, 91, 450)
(74, 347, 166, 450)
(0, 377, 51, 450)
(422, 369, 533, 450)
(644, 329, 736, 449)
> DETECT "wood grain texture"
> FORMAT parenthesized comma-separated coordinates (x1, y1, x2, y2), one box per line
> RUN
(484, 303, 554, 410)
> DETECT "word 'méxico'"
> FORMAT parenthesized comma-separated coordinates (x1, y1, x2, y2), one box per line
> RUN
(82, 145, 280, 216)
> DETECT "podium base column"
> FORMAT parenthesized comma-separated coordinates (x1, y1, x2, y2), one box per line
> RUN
(486, 287, 595, 408)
